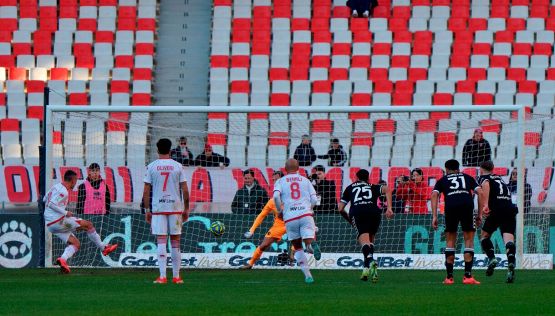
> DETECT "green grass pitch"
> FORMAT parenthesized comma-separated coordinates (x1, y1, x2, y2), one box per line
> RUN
(1, 268, 555, 315)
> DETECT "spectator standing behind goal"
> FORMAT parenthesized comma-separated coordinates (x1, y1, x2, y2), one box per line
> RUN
(396, 168, 429, 214)
(318, 138, 347, 167)
(293, 134, 317, 167)
(231, 169, 269, 214)
(76, 163, 111, 215)
(170, 136, 194, 166)
(462, 128, 492, 167)
(507, 168, 532, 213)
(310, 165, 337, 212)
(346, 0, 378, 18)
(194, 144, 230, 167)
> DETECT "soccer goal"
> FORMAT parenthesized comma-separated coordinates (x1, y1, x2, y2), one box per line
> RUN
(43, 105, 554, 270)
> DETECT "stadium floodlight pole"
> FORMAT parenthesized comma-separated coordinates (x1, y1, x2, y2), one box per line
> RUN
(516, 106, 527, 269)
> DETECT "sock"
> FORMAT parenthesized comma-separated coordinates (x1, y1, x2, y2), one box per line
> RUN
(170, 239, 181, 279)
(361, 243, 374, 268)
(61, 245, 77, 260)
(294, 250, 312, 279)
(506, 241, 516, 266)
(157, 237, 167, 278)
(87, 229, 105, 249)
(464, 248, 475, 278)
(249, 247, 263, 266)
(480, 238, 495, 259)
(445, 248, 455, 278)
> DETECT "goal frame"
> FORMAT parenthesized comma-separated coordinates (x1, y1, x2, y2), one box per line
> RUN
(44, 105, 529, 268)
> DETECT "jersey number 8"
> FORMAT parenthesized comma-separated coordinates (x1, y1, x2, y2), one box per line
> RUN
(290, 182, 301, 200)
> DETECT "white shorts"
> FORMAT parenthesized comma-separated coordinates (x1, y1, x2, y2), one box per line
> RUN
(47, 217, 82, 244)
(151, 213, 182, 236)
(285, 215, 315, 241)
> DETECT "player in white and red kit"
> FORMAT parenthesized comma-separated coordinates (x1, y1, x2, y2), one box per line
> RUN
(273, 158, 318, 283)
(143, 138, 190, 284)
(44, 170, 118, 274)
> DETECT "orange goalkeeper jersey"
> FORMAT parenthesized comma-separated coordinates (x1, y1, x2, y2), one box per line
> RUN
(248, 199, 285, 234)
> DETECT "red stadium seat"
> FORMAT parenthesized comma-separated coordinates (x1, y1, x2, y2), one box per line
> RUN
(27, 106, 44, 121)
(0, 118, 19, 132)
(50, 68, 69, 80)
(231, 56, 249, 68)
(137, 19, 156, 31)
(507, 68, 526, 81)
(391, 56, 410, 68)
(433, 93, 453, 105)
(115, 56, 134, 68)
(352, 93, 371, 106)
(435, 132, 456, 146)
(312, 56, 331, 68)
(78, 19, 97, 31)
(474, 93, 494, 105)
(211, 55, 229, 68)
(69, 93, 88, 105)
(417, 119, 438, 132)
(456, 80, 476, 93)
(26, 80, 45, 93)
(289, 67, 308, 81)
(269, 68, 288, 81)
(524, 132, 541, 147)
(270, 93, 290, 106)
(408, 68, 427, 81)
(269, 132, 289, 146)
(480, 119, 501, 133)
(329, 68, 348, 81)
(519, 80, 538, 94)
(392, 92, 412, 106)
(374, 119, 396, 133)
(352, 132, 373, 146)
(312, 80, 332, 93)
(467, 68, 486, 81)
(311, 119, 332, 133)
(132, 93, 151, 106)
(111, 81, 130, 93)
(230, 81, 250, 93)
(9, 68, 27, 80)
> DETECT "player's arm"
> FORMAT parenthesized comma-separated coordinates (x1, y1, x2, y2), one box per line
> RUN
(337, 186, 353, 225)
(143, 182, 152, 223)
(308, 181, 318, 207)
(430, 190, 440, 230)
(337, 201, 352, 225)
(45, 191, 69, 217)
(246, 201, 272, 237)
(381, 185, 394, 219)
(181, 181, 190, 221)
(273, 190, 282, 214)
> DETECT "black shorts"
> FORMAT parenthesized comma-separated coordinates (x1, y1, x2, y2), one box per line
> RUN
(444, 205, 475, 233)
(482, 209, 517, 236)
(351, 212, 382, 237)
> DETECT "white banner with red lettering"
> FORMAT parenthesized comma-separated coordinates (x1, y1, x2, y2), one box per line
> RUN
(1, 165, 553, 211)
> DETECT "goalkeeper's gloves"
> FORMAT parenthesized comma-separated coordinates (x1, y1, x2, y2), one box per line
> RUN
(244, 231, 253, 238)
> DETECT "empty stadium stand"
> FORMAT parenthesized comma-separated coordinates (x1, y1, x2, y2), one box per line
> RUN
(208, 0, 555, 167)
(0, 0, 156, 166)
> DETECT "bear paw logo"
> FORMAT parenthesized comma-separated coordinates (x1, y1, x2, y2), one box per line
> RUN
(0, 220, 33, 268)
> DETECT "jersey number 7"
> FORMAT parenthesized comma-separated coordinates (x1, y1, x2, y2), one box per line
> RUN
(161, 172, 170, 191)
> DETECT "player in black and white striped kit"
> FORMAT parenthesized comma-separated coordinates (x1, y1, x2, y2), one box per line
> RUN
(478, 161, 518, 283)
(338, 169, 393, 282)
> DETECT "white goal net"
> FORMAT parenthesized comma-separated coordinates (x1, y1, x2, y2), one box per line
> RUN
(44, 105, 553, 269)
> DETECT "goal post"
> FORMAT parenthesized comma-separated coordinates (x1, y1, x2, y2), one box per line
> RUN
(43, 105, 553, 269)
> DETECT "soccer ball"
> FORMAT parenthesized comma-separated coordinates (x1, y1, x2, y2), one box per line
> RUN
(210, 221, 225, 237)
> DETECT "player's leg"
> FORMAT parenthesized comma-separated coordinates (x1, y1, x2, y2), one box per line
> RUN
(295, 217, 315, 282)
(57, 235, 80, 274)
(501, 214, 517, 283)
(443, 211, 457, 284)
(244, 236, 279, 269)
(480, 214, 499, 276)
(460, 207, 480, 284)
(444, 231, 457, 284)
(152, 215, 169, 283)
(358, 232, 372, 281)
(366, 212, 381, 282)
(76, 219, 118, 255)
(168, 214, 184, 283)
